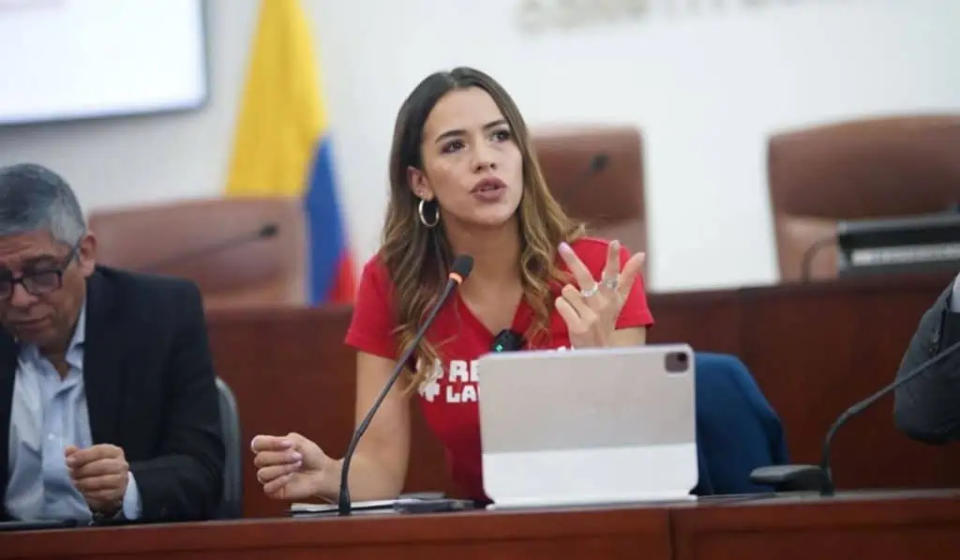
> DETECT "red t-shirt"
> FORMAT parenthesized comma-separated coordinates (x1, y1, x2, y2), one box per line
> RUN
(344, 238, 654, 500)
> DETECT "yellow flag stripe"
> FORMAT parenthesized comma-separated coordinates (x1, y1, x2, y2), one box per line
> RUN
(225, 0, 328, 197)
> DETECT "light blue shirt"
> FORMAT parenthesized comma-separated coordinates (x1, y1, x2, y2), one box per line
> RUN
(5, 303, 142, 521)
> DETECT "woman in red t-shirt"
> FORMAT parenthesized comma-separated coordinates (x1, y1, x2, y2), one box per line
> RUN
(251, 67, 654, 503)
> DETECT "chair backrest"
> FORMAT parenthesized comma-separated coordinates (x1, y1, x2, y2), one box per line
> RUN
(215, 377, 243, 519)
(88, 197, 306, 309)
(692, 352, 788, 495)
(768, 115, 960, 282)
(533, 126, 646, 254)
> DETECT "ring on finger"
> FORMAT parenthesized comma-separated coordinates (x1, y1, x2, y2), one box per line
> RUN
(601, 274, 618, 291)
(579, 282, 600, 298)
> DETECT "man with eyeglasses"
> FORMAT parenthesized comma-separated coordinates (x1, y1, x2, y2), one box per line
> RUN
(0, 164, 223, 523)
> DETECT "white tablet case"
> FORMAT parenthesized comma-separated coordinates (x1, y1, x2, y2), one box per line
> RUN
(477, 344, 697, 508)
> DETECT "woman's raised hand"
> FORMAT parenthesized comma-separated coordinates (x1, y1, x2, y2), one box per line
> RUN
(555, 240, 645, 349)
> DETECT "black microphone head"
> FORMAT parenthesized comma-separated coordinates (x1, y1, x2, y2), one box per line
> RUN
(490, 329, 525, 352)
(259, 224, 279, 238)
(451, 255, 473, 281)
(589, 153, 609, 173)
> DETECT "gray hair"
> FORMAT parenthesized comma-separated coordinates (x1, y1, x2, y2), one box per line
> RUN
(0, 163, 86, 246)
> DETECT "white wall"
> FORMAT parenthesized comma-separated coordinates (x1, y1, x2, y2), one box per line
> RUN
(1, 0, 958, 292)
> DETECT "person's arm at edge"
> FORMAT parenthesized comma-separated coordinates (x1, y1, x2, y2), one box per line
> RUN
(128, 282, 225, 520)
(893, 274, 960, 443)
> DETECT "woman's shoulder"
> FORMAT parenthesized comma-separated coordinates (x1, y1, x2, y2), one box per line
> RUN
(361, 252, 386, 271)
(358, 252, 393, 291)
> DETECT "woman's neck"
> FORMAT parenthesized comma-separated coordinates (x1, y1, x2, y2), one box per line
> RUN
(443, 217, 522, 296)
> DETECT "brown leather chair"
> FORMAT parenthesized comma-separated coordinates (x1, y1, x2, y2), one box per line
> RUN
(533, 126, 646, 254)
(768, 115, 960, 282)
(89, 197, 306, 309)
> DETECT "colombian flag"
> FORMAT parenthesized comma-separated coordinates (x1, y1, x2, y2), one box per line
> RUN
(225, 0, 355, 303)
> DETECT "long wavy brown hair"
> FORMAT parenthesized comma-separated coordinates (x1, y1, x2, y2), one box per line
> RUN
(381, 67, 582, 388)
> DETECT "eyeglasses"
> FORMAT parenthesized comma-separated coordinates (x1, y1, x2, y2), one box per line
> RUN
(0, 244, 79, 300)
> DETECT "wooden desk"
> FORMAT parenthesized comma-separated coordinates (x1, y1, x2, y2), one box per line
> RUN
(205, 273, 960, 518)
(671, 489, 960, 559)
(0, 506, 671, 560)
(651, 273, 960, 491)
(2, 491, 958, 559)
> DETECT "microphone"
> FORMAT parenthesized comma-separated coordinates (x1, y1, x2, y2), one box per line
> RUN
(588, 153, 609, 174)
(490, 329, 525, 352)
(800, 235, 837, 282)
(137, 223, 279, 272)
(338, 255, 474, 515)
(577, 152, 610, 180)
(751, 338, 960, 495)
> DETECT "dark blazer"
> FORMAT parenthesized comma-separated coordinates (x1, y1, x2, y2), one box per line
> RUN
(894, 284, 960, 443)
(0, 266, 224, 521)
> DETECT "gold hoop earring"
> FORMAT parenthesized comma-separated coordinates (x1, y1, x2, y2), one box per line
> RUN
(418, 199, 439, 228)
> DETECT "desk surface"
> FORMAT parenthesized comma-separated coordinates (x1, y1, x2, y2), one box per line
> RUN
(2, 490, 958, 560)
